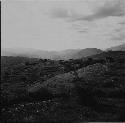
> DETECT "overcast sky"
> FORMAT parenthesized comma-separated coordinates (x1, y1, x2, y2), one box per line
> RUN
(1, 0, 125, 51)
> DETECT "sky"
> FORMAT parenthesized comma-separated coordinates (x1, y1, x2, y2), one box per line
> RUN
(1, 0, 125, 51)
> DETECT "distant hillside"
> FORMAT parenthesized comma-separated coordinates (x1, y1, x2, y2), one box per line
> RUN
(1, 48, 59, 59)
(88, 51, 125, 61)
(73, 48, 102, 59)
(106, 43, 125, 51)
(1, 48, 103, 60)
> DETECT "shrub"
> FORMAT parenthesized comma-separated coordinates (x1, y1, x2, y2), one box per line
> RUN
(28, 87, 54, 101)
(92, 88, 106, 97)
(107, 89, 125, 98)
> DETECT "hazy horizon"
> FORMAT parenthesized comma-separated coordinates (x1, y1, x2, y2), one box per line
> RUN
(1, 42, 125, 52)
(2, 0, 125, 51)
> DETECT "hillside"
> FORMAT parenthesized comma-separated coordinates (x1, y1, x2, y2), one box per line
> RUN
(88, 51, 125, 60)
(1, 48, 59, 59)
(1, 56, 39, 68)
(106, 43, 125, 51)
(28, 63, 108, 94)
(73, 48, 102, 59)
(1, 51, 125, 122)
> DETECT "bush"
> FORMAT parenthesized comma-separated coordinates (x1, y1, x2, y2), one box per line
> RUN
(75, 85, 99, 108)
(28, 87, 54, 101)
(73, 78, 98, 107)
(92, 88, 106, 97)
(107, 89, 125, 98)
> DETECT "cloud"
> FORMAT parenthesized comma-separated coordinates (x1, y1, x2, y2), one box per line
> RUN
(70, 23, 90, 32)
(113, 22, 125, 40)
(77, 30, 88, 33)
(119, 21, 125, 25)
(112, 33, 125, 41)
(50, 8, 70, 18)
(49, 0, 125, 41)
(115, 28, 122, 32)
(74, 0, 125, 21)
(50, 0, 125, 22)
(107, 28, 125, 41)
(103, 26, 125, 42)
(50, 7, 80, 19)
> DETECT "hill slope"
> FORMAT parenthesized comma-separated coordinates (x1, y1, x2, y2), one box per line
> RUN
(106, 43, 125, 51)
(88, 51, 125, 60)
(73, 48, 102, 59)
(1, 51, 125, 122)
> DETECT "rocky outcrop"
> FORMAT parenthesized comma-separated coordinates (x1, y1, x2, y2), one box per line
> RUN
(78, 63, 108, 80)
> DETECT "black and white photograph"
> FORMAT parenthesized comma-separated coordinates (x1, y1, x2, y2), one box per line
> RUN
(1, 0, 125, 122)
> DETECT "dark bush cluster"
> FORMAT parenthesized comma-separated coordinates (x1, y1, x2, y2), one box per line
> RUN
(28, 88, 54, 101)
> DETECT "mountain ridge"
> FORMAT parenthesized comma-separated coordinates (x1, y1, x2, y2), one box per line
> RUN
(106, 43, 125, 51)
(2, 43, 125, 60)
(1, 47, 103, 60)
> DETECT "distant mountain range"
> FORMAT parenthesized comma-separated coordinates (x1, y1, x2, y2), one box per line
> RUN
(1, 43, 125, 60)
(106, 43, 125, 51)
(1, 47, 102, 60)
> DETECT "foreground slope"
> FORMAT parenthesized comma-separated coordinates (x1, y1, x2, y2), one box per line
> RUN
(1, 51, 125, 122)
